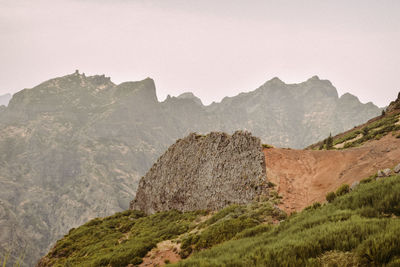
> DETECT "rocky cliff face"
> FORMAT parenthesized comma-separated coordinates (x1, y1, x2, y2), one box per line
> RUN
(387, 92, 400, 113)
(131, 131, 267, 214)
(206, 76, 381, 148)
(0, 71, 381, 266)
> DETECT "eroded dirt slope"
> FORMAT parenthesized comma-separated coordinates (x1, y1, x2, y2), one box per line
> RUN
(265, 134, 400, 213)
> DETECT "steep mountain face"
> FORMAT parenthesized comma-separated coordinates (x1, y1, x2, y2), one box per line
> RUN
(207, 76, 381, 147)
(0, 71, 381, 265)
(0, 93, 11, 106)
(387, 92, 400, 112)
(131, 131, 268, 214)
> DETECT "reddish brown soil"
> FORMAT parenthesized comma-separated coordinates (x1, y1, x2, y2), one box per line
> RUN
(139, 240, 181, 267)
(264, 134, 400, 213)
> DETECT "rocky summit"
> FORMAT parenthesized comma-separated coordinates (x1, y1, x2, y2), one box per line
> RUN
(387, 91, 400, 113)
(131, 131, 268, 214)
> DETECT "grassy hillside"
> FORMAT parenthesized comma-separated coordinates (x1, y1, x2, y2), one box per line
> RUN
(37, 195, 284, 267)
(37, 210, 205, 267)
(38, 173, 400, 266)
(175, 174, 400, 266)
(310, 111, 400, 150)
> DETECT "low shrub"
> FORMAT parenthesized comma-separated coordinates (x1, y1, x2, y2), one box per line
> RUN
(326, 191, 336, 203)
(43, 210, 204, 267)
(336, 184, 350, 196)
(179, 200, 285, 258)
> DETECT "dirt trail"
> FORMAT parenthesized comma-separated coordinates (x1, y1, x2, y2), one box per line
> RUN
(264, 134, 400, 213)
(139, 240, 181, 267)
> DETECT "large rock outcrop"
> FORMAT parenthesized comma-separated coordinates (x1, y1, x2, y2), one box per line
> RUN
(130, 131, 268, 214)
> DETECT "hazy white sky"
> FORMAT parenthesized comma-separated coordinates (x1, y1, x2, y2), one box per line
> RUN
(0, 0, 399, 107)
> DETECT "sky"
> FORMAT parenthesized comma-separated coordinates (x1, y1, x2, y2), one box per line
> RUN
(0, 0, 399, 107)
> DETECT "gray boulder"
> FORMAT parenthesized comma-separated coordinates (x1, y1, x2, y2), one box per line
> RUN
(394, 163, 400, 173)
(350, 181, 360, 190)
(383, 168, 392, 177)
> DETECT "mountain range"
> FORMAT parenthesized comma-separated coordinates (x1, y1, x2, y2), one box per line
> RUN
(0, 71, 381, 265)
(38, 98, 400, 267)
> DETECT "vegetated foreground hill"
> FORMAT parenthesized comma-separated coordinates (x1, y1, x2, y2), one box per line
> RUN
(38, 173, 400, 266)
(0, 71, 381, 266)
(37, 93, 400, 267)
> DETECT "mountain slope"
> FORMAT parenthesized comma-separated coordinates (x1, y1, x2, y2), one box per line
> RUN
(175, 174, 400, 266)
(265, 102, 400, 213)
(0, 71, 381, 265)
(207, 76, 380, 148)
(38, 173, 400, 266)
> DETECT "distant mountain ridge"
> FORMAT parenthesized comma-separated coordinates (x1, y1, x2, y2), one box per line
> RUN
(0, 71, 381, 265)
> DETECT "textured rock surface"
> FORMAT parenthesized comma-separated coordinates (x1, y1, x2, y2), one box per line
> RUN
(387, 92, 400, 113)
(378, 168, 392, 178)
(383, 168, 392, 177)
(131, 131, 268, 214)
(394, 163, 400, 173)
(350, 181, 360, 190)
(205, 76, 381, 148)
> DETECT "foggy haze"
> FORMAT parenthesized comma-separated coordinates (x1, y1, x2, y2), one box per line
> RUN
(0, 0, 399, 107)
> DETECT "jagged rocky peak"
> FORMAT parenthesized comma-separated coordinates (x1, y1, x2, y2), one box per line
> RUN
(339, 92, 364, 105)
(177, 92, 203, 105)
(340, 92, 358, 100)
(307, 75, 321, 82)
(5, 71, 115, 117)
(259, 75, 337, 97)
(269, 76, 285, 84)
(387, 91, 400, 113)
(299, 75, 338, 99)
(130, 131, 268, 214)
(305, 75, 333, 85)
(114, 78, 157, 102)
(261, 77, 286, 89)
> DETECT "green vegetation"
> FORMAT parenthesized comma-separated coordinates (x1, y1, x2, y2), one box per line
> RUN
(326, 134, 333, 150)
(262, 144, 274, 149)
(42, 210, 206, 267)
(360, 174, 377, 184)
(41, 196, 285, 267)
(41, 173, 400, 267)
(333, 129, 361, 146)
(179, 201, 286, 258)
(318, 250, 362, 266)
(174, 175, 400, 266)
(0, 249, 25, 267)
(325, 191, 336, 203)
(335, 184, 350, 196)
(317, 113, 400, 150)
(1, 251, 9, 267)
